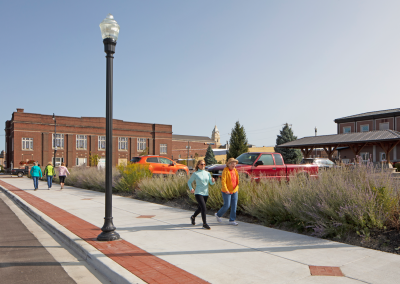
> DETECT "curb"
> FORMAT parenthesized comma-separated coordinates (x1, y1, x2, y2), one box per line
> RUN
(0, 185, 146, 284)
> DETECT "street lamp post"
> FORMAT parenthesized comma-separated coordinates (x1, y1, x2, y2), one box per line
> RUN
(315, 127, 317, 158)
(53, 114, 57, 167)
(97, 14, 120, 242)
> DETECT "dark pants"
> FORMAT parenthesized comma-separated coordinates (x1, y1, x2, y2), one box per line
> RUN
(194, 194, 209, 225)
(47, 176, 53, 188)
(32, 177, 39, 189)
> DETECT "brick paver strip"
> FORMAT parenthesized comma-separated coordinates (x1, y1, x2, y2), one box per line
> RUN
(309, 265, 344, 277)
(137, 215, 156, 218)
(0, 180, 208, 284)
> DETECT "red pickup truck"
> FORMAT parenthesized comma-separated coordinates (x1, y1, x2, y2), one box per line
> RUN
(207, 152, 318, 180)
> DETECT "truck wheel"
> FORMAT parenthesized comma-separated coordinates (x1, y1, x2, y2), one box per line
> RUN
(17, 172, 23, 177)
(176, 170, 187, 178)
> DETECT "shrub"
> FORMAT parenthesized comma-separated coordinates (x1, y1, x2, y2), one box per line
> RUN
(115, 163, 152, 192)
(137, 175, 188, 200)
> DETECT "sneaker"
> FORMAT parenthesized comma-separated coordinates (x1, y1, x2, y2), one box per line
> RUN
(190, 215, 196, 225)
(215, 213, 222, 223)
(48, 188, 50, 190)
(228, 221, 238, 226)
(34, 188, 37, 191)
(203, 224, 211, 230)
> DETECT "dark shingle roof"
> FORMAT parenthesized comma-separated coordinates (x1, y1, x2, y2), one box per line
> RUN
(277, 130, 400, 148)
(335, 108, 400, 123)
(172, 134, 214, 143)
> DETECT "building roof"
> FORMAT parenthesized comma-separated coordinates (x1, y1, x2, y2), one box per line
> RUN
(172, 134, 214, 143)
(277, 130, 400, 148)
(334, 108, 400, 123)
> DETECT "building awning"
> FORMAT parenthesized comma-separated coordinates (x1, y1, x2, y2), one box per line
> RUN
(276, 130, 400, 163)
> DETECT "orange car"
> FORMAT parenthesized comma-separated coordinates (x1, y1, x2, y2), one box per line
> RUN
(130, 155, 189, 177)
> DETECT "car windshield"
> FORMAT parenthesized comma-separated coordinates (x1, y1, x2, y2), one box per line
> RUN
(236, 153, 259, 165)
(300, 159, 314, 164)
(130, 157, 141, 163)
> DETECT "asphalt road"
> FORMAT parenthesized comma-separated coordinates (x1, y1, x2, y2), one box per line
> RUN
(0, 196, 76, 284)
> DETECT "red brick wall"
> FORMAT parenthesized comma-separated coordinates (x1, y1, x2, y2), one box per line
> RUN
(5, 111, 172, 168)
(171, 141, 216, 160)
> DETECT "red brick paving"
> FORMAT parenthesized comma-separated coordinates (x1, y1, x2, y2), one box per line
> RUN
(309, 265, 344, 277)
(0, 180, 208, 284)
(137, 215, 156, 218)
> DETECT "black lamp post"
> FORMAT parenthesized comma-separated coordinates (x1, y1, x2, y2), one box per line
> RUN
(97, 14, 120, 242)
(53, 114, 57, 167)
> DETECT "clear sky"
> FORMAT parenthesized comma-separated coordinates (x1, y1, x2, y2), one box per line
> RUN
(2, 1, 400, 152)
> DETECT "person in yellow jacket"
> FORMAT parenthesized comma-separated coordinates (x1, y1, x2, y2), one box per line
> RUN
(215, 158, 239, 226)
(44, 162, 56, 190)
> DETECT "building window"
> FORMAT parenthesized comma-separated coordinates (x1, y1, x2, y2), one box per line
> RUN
(360, 125, 369, 132)
(379, 122, 389, 130)
(53, 134, 64, 149)
(137, 138, 146, 152)
(22, 138, 33, 150)
(118, 137, 128, 151)
(76, 135, 87, 150)
(160, 144, 167, 154)
(360, 152, 369, 162)
(380, 152, 387, 162)
(55, 157, 64, 167)
(98, 136, 106, 150)
(343, 127, 351, 134)
(76, 158, 87, 166)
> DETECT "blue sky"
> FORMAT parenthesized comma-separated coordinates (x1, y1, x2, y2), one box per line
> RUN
(2, 1, 400, 152)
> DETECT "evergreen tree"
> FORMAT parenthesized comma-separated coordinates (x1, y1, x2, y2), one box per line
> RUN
(274, 123, 302, 164)
(204, 145, 217, 165)
(226, 121, 249, 159)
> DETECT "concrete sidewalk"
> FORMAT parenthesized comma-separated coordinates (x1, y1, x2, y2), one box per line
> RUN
(1, 177, 400, 284)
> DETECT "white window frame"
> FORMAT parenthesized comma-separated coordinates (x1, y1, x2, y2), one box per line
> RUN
(160, 144, 167, 154)
(76, 157, 87, 166)
(118, 137, 128, 151)
(343, 126, 351, 134)
(76, 135, 87, 150)
(22, 138, 33, 150)
(137, 138, 147, 152)
(98, 136, 106, 150)
(360, 125, 369, 132)
(380, 152, 387, 162)
(379, 122, 389, 130)
(53, 134, 64, 149)
(54, 157, 64, 167)
(360, 152, 369, 162)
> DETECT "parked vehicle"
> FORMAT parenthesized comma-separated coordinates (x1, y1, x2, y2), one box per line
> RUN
(207, 152, 318, 180)
(130, 156, 189, 177)
(10, 166, 29, 177)
(300, 158, 337, 169)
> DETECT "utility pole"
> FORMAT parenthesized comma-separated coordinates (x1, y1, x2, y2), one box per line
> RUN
(186, 141, 191, 169)
(315, 127, 317, 158)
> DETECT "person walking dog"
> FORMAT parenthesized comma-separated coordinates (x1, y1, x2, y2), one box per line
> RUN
(44, 162, 56, 190)
(215, 158, 239, 226)
(58, 162, 70, 190)
(30, 162, 42, 191)
(188, 160, 215, 230)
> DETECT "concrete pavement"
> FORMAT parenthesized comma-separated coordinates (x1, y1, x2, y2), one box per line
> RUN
(1, 177, 400, 284)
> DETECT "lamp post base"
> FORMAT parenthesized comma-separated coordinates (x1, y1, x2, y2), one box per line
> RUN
(97, 217, 120, 241)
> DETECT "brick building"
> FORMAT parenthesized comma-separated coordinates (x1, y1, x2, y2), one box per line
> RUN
(5, 109, 172, 168)
(334, 108, 400, 163)
(171, 134, 216, 160)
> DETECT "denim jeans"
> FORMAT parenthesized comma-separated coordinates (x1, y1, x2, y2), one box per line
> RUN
(217, 191, 238, 221)
(32, 177, 39, 189)
(47, 175, 53, 188)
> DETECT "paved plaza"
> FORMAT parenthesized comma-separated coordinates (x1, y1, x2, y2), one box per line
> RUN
(1, 177, 400, 284)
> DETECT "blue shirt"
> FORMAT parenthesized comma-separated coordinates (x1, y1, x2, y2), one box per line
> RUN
(30, 166, 42, 178)
(187, 170, 215, 196)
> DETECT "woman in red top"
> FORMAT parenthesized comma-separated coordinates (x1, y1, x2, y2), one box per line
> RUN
(215, 158, 239, 226)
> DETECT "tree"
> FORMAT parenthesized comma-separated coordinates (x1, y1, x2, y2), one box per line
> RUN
(204, 145, 217, 165)
(226, 121, 249, 159)
(139, 146, 149, 156)
(274, 123, 302, 164)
